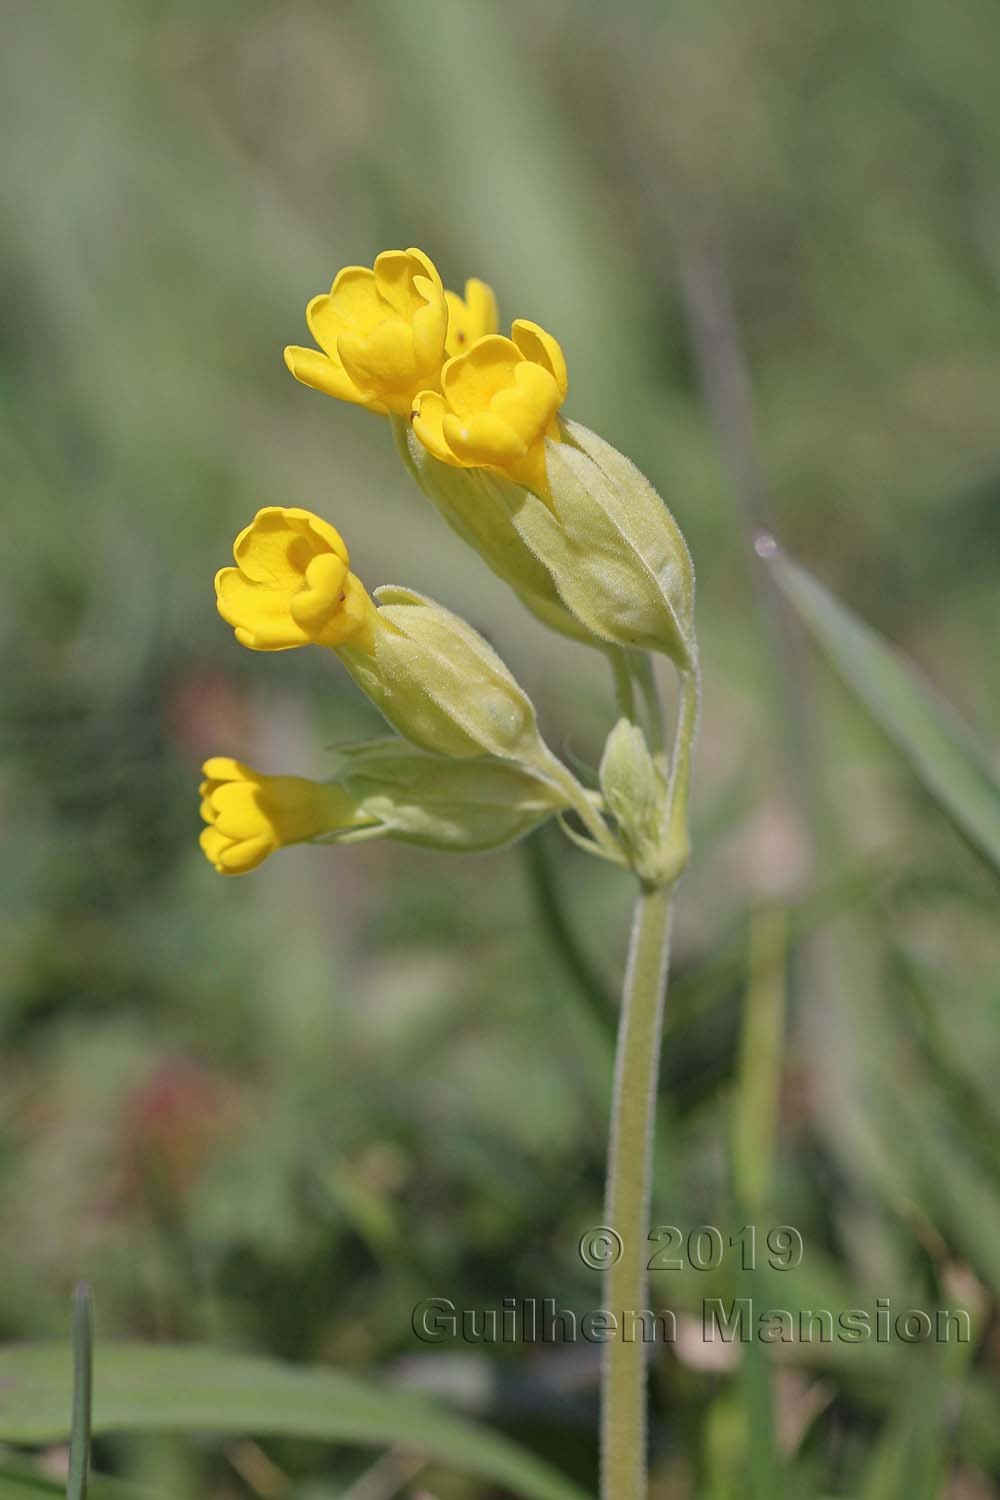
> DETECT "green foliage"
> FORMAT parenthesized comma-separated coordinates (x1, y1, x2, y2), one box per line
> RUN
(0, 1344, 588, 1500)
(770, 550, 1000, 874)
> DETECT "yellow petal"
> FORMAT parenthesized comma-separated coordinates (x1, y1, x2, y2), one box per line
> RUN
(442, 410, 526, 467)
(411, 297, 449, 380)
(410, 391, 457, 464)
(215, 567, 309, 651)
(490, 360, 561, 445)
(314, 268, 382, 338)
(373, 248, 443, 319)
(235, 507, 349, 582)
(338, 321, 417, 413)
(217, 834, 274, 874)
(511, 320, 568, 401)
(284, 345, 386, 412)
(289, 551, 351, 633)
(202, 756, 253, 783)
(199, 825, 233, 869)
(232, 510, 306, 587)
(209, 782, 273, 845)
(441, 335, 522, 419)
(330, 573, 378, 654)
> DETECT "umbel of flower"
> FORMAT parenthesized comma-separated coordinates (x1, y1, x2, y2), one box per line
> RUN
(284, 249, 448, 416)
(199, 758, 360, 875)
(216, 507, 551, 766)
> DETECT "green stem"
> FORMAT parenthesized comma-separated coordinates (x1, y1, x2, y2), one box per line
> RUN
(662, 663, 701, 873)
(540, 750, 626, 866)
(634, 655, 667, 761)
(608, 648, 637, 722)
(600, 654, 699, 1500)
(601, 880, 674, 1500)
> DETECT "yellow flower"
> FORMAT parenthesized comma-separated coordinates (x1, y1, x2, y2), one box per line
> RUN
(216, 510, 550, 763)
(444, 278, 498, 358)
(199, 758, 356, 875)
(215, 507, 376, 653)
(411, 321, 568, 499)
(284, 248, 448, 416)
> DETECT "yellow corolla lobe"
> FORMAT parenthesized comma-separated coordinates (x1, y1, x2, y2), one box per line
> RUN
(411, 320, 568, 499)
(215, 507, 376, 653)
(199, 758, 355, 875)
(284, 248, 448, 416)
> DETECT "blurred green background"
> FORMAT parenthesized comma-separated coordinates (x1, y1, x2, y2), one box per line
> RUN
(2, 1, 999, 1496)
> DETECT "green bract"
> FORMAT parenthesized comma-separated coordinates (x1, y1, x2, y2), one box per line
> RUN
(599, 718, 671, 886)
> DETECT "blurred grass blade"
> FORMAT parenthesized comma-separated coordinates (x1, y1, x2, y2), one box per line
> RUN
(0, 1344, 588, 1500)
(0, 1454, 166, 1500)
(730, 908, 789, 1500)
(732, 905, 788, 1215)
(67, 1285, 93, 1500)
(859, 1269, 986, 1500)
(767, 547, 1000, 872)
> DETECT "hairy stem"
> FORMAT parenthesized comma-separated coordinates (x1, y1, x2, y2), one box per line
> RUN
(601, 880, 674, 1500)
(600, 656, 699, 1500)
(608, 647, 637, 722)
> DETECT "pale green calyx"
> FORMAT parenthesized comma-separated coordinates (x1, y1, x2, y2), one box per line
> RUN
(508, 420, 696, 667)
(338, 585, 547, 765)
(391, 416, 597, 647)
(330, 740, 569, 853)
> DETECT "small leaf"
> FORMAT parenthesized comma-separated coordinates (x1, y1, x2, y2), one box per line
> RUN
(768, 547, 1000, 874)
(0, 1344, 588, 1500)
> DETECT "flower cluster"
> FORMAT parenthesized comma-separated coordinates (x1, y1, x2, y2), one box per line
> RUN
(201, 247, 697, 882)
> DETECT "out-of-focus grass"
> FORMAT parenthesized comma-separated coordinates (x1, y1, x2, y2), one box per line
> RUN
(1, 1, 999, 1495)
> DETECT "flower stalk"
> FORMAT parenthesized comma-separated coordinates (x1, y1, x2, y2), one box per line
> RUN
(601, 657, 699, 1500)
(601, 878, 674, 1500)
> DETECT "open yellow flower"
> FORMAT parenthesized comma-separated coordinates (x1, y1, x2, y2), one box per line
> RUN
(215, 507, 376, 653)
(444, 278, 498, 358)
(199, 758, 356, 875)
(284, 248, 448, 416)
(410, 321, 568, 499)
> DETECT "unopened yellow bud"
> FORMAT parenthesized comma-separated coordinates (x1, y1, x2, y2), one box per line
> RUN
(215, 507, 377, 654)
(284, 248, 448, 417)
(444, 278, 499, 358)
(411, 321, 568, 499)
(199, 758, 357, 875)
